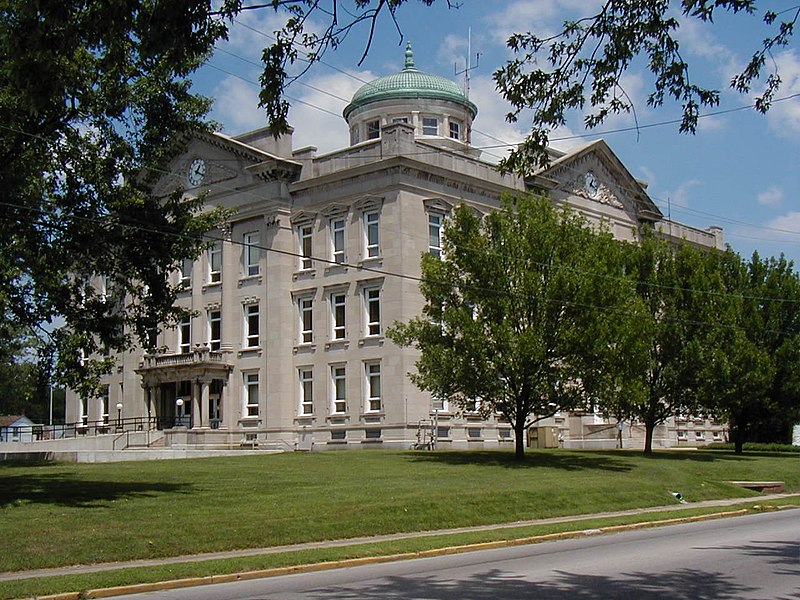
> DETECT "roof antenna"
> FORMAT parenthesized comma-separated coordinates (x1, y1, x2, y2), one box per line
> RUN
(455, 27, 480, 101)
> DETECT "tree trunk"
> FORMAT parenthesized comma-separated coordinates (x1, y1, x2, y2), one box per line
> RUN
(514, 420, 526, 460)
(734, 437, 744, 454)
(643, 421, 654, 454)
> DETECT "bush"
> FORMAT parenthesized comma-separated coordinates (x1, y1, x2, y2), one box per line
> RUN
(700, 442, 800, 453)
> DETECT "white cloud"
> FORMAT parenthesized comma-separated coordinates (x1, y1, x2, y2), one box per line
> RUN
(764, 50, 800, 139)
(288, 70, 372, 153)
(485, 0, 603, 46)
(437, 34, 468, 70)
(765, 211, 800, 238)
(210, 66, 371, 154)
(757, 186, 784, 207)
(211, 76, 266, 133)
(665, 179, 703, 209)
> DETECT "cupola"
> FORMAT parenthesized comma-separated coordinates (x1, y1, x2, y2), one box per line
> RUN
(343, 43, 478, 148)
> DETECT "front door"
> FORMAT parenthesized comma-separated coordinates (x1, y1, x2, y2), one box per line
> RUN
(209, 395, 221, 429)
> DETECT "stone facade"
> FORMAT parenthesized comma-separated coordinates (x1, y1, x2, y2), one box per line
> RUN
(65, 50, 727, 452)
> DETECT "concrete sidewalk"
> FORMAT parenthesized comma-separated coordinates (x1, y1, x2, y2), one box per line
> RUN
(2, 493, 797, 583)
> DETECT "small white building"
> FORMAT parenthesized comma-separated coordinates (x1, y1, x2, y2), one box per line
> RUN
(0, 415, 38, 443)
(64, 45, 724, 452)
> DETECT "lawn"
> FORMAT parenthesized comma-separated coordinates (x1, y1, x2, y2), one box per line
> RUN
(1, 449, 797, 573)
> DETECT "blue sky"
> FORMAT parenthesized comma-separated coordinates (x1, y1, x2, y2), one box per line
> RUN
(193, 1, 800, 264)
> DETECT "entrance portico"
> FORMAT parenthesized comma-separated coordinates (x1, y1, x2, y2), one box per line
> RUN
(136, 347, 233, 430)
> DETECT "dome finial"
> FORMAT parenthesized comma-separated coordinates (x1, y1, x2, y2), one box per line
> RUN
(404, 42, 414, 69)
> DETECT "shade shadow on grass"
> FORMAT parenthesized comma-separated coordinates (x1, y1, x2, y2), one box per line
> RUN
(404, 450, 633, 473)
(0, 473, 192, 508)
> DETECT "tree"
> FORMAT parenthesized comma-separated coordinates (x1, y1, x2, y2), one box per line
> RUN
(698, 250, 800, 452)
(248, 1, 797, 172)
(1, 1, 233, 394)
(615, 232, 715, 453)
(389, 195, 626, 459)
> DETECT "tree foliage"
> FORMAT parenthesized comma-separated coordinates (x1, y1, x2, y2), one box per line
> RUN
(0, 0, 234, 394)
(697, 250, 800, 451)
(389, 195, 627, 459)
(609, 233, 722, 453)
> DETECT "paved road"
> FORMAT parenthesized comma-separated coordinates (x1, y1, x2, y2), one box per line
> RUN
(119, 509, 799, 599)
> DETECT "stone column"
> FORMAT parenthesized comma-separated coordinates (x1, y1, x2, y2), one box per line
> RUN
(200, 379, 210, 428)
(192, 379, 201, 429)
(220, 379, 231, 429)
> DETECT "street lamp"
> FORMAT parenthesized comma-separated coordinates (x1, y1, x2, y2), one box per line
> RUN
(116, 402, 123, 429)
(176, 398, 184, 428)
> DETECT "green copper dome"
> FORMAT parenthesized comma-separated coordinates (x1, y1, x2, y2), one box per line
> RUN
(343, 43, 477, 120)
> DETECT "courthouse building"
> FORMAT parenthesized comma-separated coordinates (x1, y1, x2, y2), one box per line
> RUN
(65, 45, 727, 451)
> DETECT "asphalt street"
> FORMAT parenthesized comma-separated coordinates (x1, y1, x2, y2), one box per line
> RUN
(116, 508, 799, 599)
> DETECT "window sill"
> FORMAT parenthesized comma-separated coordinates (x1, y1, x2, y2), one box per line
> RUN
(358, 257, 383, 268)
(238, 347, 262, 358)
(293, 343, 316, 355)
(238, 275, 262, 287)
(325, 340, 349, 351)
(324, 264, 348, 276)
(327, 414, 349, 422)
(358, 336, 384, 348)
(293, 269, 316, 281)
(202, 282, 221, 292)
(361, 439, 383, 444)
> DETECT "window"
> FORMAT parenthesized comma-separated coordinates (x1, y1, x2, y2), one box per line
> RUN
(331, 218, 345, 263)
(100, 386, 110, 425)
(432, 396, 449, 412)
(366, 362, 382, 412)
(208, 241, 221, 284)
(422, 116, 438, 136)
(392, 116, 408, 124)
(178, 316, 191, 354)
(331, 429, 347, 441)
(243, 232, 260, 277)
(299, 297, 313, 344)
(713, 431, 723, 441)
(499, 428, 512, 439)
(677, 430, 688, 440)
(180, 257, 192, 288)
(366, 119, 380, 140)
(332, 365, 346, 413)
(449, 119, 461, 139)
(299, 368, 313, 415)
(467, 427, 482, 439)
(428, 213, 443, 257)
(364, 288, 381, 336)
(695, 430, 705, 441)
(244, 304, 259, 348)
(365, 428, 382, 440)
(364, 211, 380, 258)
(464, 397, 481, 413)
(331, 293, 346, 340)
(298, 225, 313, 270)
(208, 310, 221, 351)
(80, 397, 88, 426)
(244, 372, 259, 417)
(436, 426, 450, 439)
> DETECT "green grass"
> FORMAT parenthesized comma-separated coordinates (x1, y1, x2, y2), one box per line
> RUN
(2, 499, 798, 600)
(1, 449, 797, 575)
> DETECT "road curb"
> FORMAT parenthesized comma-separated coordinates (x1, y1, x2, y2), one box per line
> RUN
(35, 506, 783, 600)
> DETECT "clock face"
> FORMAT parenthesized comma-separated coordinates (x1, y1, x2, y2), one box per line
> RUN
(187, 158, 206, 187)
(584, 171, 599, 198)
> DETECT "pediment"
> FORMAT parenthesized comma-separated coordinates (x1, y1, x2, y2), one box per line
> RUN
(151, 131, 300, 198)
(540, 140, 662, 223)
